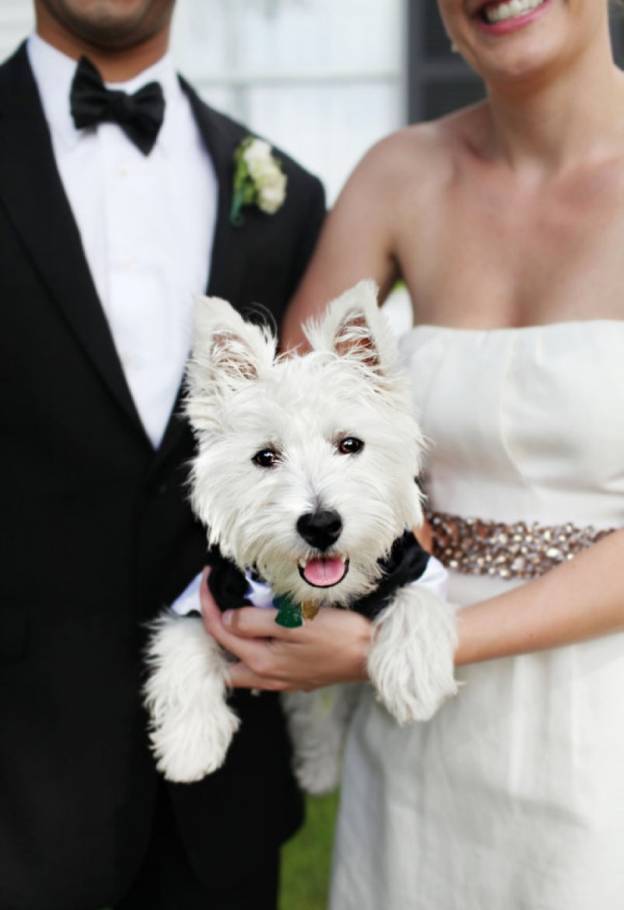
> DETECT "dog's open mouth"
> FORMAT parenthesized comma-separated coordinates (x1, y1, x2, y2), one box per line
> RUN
(298, 556, 349, 588)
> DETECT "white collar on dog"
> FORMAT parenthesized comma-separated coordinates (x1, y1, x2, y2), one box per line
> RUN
(244, 573, 278, 609)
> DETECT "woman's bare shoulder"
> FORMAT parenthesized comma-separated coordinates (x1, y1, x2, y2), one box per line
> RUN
(351, 103, 487, 196)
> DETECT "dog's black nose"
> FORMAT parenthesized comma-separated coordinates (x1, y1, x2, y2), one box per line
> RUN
(297, 510, 343, 551)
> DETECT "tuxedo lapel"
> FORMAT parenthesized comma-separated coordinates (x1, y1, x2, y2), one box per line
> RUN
(183, 79, 247, 306)
(0, 44, 149, 443)
(153, 81, 249, 466)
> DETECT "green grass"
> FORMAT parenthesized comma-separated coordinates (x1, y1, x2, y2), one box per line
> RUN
(280, 792, 339, 910)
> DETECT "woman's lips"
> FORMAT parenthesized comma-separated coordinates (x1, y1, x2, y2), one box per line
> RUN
(475, 0, 550, 36)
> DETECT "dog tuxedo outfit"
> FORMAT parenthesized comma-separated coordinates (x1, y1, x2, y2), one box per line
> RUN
(174, 530, 440, 621)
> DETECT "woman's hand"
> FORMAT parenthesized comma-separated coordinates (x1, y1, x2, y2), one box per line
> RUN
(200, 569, 372, 691)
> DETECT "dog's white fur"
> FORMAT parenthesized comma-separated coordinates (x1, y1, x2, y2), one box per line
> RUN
(145, 281, 458, 788)
(143, 615, 239, 782)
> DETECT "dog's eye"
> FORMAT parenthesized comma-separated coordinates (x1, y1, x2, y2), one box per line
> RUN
(337, 437, 364, 455)
(252, 448, 280, 468)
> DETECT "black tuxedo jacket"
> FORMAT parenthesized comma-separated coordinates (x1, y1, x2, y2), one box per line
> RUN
(0, 43, 325, 910)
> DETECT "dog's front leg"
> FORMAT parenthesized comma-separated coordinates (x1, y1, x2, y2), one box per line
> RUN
(144, 613, 240, 782)
(367, 586, 458, 724)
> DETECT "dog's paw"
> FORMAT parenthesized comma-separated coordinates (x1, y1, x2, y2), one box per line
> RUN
(144, 614, 240, 783)
(150, 694, 240, 783)
(368, 585, 458, 724)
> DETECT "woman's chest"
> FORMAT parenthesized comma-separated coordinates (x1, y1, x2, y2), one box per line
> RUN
(398, 165, 624, 327)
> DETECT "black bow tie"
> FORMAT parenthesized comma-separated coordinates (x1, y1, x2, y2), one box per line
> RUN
(70, 56, 165, 155)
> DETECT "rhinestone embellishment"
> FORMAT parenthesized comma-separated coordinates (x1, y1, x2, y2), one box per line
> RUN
(426, 510, 614, 580)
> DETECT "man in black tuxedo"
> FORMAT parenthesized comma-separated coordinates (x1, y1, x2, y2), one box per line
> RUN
(0, 1, 325, 908)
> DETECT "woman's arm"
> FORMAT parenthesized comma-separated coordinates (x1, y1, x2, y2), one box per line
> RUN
(201, 529, 624, 691)
(280, 141, 401, 350)
(455, 527, 624, 666)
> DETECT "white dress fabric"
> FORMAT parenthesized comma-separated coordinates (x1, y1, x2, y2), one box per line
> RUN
(330, 322, 624, 910)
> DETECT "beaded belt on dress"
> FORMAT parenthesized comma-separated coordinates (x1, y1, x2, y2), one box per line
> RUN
(426, 509, 614, 580)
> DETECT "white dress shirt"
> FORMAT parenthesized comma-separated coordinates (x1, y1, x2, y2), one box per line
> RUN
(27, 33, 217, 448)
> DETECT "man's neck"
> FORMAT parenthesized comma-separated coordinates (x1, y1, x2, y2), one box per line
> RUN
(35, 8, 170, 82)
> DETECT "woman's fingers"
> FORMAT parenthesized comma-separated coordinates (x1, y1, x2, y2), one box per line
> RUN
(223, 606, 279, 637)
(226, 662, 288, 691)
(200, 571, 274, 665)
(199, 567, 220, 637)
(222, 605, 305, 639)
(414, 522, 433, 553)
(199, 569, 372, 689)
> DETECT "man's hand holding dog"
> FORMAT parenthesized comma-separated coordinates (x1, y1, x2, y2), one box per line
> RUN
(200, 569, 371, 692)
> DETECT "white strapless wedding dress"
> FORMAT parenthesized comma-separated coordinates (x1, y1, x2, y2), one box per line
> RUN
(330, 322, 624, 910)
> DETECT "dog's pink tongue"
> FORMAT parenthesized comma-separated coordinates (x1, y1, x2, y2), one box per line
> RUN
(303, 557, 345, 587)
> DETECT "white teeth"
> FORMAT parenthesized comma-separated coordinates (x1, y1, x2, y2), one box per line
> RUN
(484, 0, 544, 24)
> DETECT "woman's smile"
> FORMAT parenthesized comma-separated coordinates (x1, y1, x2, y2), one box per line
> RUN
(475, 0, 551, 35)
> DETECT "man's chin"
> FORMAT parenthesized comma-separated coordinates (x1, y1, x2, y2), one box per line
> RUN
(39, 0, 174, 52)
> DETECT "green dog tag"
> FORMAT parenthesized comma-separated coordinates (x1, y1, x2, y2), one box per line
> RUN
(273, 595, 303, 628)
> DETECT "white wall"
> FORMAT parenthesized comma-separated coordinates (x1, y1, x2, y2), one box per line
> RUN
(0, 0, 34, 61)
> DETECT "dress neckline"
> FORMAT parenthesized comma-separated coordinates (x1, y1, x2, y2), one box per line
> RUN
(409, 318, 624, 335)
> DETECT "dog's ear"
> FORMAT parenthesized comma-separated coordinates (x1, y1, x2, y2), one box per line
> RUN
(186, 296, 277, 428)
(304, 280, 399, 378)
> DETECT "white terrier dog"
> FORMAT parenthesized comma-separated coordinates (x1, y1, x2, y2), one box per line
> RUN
(144, 281, 457, 790)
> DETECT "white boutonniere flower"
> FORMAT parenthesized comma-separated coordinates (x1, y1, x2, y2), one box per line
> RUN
(230, 137, 287, 226)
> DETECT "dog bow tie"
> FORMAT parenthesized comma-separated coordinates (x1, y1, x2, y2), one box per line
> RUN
(70, 56, 165, 155)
